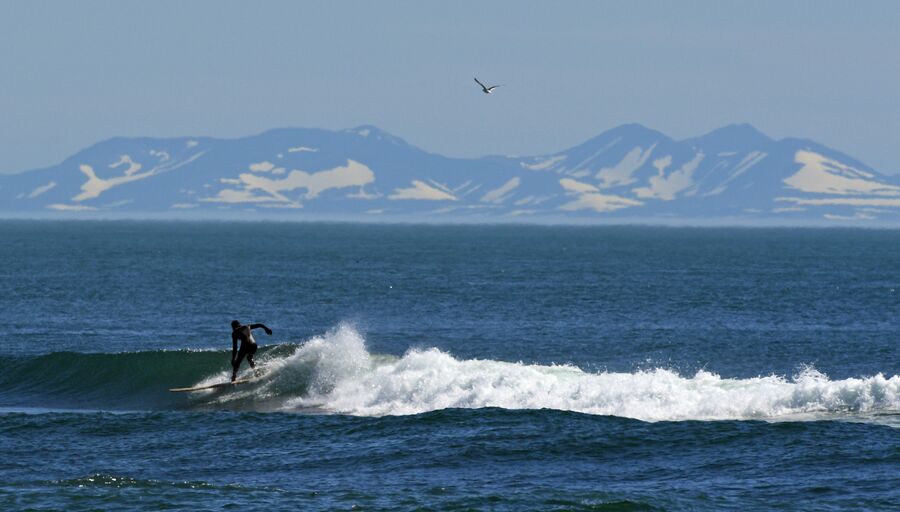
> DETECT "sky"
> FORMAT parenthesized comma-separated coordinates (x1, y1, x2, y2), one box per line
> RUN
(2, 0, 899, 174)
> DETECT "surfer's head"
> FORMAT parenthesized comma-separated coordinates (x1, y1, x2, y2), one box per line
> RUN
(231, 320, 241, 330)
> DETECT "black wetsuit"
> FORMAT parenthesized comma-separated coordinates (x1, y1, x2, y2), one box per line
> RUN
(231, 324, 263, 380)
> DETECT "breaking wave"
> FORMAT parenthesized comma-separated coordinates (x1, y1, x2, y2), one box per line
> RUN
(2, 325, 898, 423)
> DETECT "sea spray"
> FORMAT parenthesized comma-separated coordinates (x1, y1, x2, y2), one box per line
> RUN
(2, 326, 899, 421)
(279, 327, 900, 421)
(208, 323, 375, 407)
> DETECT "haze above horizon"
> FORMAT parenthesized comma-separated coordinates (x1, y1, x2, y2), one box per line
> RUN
(2, 0, 899, 174)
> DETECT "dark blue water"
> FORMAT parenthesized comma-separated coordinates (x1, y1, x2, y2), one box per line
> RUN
(1, 221, 898, 510)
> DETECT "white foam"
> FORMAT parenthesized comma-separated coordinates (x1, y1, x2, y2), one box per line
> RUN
(271, 327, 900, 422)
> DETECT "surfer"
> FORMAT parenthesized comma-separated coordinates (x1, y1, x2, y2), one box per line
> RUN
(230, 320, 272, 382)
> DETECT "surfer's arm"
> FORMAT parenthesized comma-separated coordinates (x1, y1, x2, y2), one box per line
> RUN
(231, 333, 238, 364)
(250, 323, 273, 335)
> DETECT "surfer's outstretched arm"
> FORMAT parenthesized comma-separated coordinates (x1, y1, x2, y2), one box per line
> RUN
(249, 323, 273, 335)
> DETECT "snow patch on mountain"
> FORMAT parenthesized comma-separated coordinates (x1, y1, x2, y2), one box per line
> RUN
(389, 181, 458, 201)
(567, 138, 622, 175)
(784, 151, 900, 196)
(521, 155, 565, 171)
(559, 178, 599, 194)
(204, 160, 375, 205)
(73, 163, 151, 202)
(67, 150, 206, 205)
(26, 181, 56, 199)
(248, 161, 286, 174)
(259, 203, 303, 209)
(514, 195, 554, 207)
(776, 197, 900, 207)
(150, 150, 170, 162)
(653, 156, 673, 174)
(111, 155, 142, 176)
(633, 153, 704, 200)
(48, 203, 97, 211)
(824, 212, 876, 221)
(481, 177, 521, 204)
(596, 145, 656, 189)
(249, 161, 276, 172)
(730, 151, 767, 180)
(202, 188, 283, 204)
(347, 187, 380, 200)
(561, 191, 643, 213)
(560, 178, 643, 213)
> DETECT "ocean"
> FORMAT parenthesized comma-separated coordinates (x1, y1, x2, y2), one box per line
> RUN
(1, 221, 898, 510)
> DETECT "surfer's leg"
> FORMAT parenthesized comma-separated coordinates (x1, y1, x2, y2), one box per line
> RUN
(247, 343, 259, 376)
(247, 353, 261, 377)
(232, 351, 247, 382)
(247, 354, 260, 377)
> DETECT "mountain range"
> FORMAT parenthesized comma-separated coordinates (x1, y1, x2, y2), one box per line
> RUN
(3, 123, 899, 224)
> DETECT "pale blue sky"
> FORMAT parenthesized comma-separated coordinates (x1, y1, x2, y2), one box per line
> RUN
(2, 0, 899, 174)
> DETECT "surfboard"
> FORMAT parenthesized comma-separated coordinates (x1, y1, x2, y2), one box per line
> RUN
(169, 377, 256, 393)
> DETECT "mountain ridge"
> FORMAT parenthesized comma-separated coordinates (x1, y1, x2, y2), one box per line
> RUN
(2, 123, 899, 224)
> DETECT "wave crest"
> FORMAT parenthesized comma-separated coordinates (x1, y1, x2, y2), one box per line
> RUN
(3, 325, 898, 422)
(269, 326, 900, 421)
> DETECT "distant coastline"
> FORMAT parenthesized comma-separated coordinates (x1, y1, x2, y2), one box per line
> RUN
(2, 124, 899, 225)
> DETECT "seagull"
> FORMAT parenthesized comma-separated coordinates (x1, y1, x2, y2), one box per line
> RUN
(474, 77, 502, 94)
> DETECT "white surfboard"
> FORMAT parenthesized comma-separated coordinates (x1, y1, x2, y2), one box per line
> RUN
(169, 377, 256, 393)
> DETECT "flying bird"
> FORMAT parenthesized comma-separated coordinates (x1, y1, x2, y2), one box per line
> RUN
(474, 77, 502, 94)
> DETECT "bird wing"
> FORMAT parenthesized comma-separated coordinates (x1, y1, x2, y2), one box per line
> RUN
(474, 77, 487, 89)
(487, 85, 503, 91)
